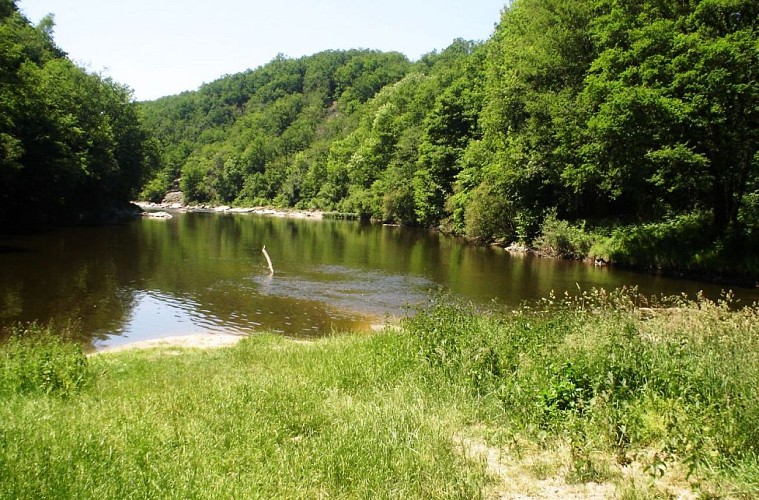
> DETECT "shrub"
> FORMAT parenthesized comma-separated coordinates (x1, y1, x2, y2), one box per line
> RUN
(180, 158, 214, 203)
(463, 182, 516, 242)
(603, 212, 714, 269)
(534, 209, 597, 259)
(0, 323, 91, 398)
(139, 174, 171, 203)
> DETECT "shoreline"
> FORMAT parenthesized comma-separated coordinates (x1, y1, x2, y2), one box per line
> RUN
(135, 201, 324, 220)
(92, 322, 394, 354)
(135, 200, 757, 290)
(92, 333, 246, 355)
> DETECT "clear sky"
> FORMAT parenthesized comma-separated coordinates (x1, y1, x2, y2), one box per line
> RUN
(16, 0, 506, 101)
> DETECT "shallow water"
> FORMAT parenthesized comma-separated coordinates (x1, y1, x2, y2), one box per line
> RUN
(1, 212, 757, 350)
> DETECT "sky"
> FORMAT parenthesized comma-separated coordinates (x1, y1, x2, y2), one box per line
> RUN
(16, 0, 506, 101)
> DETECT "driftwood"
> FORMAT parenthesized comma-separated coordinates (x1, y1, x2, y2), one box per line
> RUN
(262, 245, 274, 274)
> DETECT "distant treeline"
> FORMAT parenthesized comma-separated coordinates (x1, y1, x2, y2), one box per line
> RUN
(0, 0, 158, 228)
(2, 0, 756, 279)
(139, 0, 758, 279)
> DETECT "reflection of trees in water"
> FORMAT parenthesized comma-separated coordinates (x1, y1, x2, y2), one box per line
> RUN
(4, 214, 756, 348)
(0, 225, 143, 348)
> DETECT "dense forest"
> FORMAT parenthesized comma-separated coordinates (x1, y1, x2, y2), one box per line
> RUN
(2, 0, 756, 279)
(0, 0, 157, 229)
(140, 0, 758, 279)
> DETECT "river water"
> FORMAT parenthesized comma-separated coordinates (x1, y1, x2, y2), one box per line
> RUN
(1, 212, 757, 351)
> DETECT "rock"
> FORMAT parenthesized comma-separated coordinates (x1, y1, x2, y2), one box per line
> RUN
(143, 211, 173, 219)
(505, 242, 530, 253)
(162, 191, 185, 206)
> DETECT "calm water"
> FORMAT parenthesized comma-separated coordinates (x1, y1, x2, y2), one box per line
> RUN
(1, 212, 757, 351)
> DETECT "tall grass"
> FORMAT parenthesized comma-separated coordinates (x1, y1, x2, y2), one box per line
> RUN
(403, 289, 759, 495)
(1, 290, 757, 497)
(0, 322, 91, 398)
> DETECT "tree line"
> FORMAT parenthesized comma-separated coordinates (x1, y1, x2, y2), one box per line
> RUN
(0, 0, 158, 229)
(2, 0, 756, 278)
(140, 0, 758, 278)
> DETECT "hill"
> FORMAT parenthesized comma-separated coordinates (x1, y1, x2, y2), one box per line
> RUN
(139, 0, 758, 280)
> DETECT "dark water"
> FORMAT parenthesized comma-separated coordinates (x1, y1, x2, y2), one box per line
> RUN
(1, 213, 757, 351)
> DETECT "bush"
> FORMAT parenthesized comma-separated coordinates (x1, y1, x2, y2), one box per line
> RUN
(534, 209, 597, 259)
(339, 187, 381, 221)
(138, 174, 171, 203)
(463, 182, 516, 242)
(180, 158, 214, 203)
(602, 212, 714, 269)
(0, 323, 91, 398)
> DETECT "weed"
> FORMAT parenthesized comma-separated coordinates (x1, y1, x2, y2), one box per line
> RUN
(0, 322, 90, 398)
(1, 289, 757, 497)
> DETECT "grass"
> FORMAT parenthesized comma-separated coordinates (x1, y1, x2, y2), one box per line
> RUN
(1, 289, 758, 498)
(0, 331, 483, 498)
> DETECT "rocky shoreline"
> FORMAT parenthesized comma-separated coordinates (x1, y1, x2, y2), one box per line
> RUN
(135, 196, 324, 221)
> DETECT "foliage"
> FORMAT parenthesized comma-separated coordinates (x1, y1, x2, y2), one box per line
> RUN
(462, 181, 516, 241)
(0, 322, 90, 398)
(0, 3, 157, 229)
(132, 0, 759, 277)
(534, 209, 598, 259)
(601, 212, 717, 269)
(403, 290, 759, 495)
(139, 40, 485, 227)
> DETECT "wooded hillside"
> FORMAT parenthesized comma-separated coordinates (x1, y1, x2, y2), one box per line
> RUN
(3, 0, 755, 278)
(140, 0, 758, 280)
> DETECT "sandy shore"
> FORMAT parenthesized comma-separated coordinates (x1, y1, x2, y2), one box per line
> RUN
(93, 323, 396, 355)
(94, 333, 245, 354)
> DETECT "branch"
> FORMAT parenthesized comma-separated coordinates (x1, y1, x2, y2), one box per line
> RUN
(262, 245, 274, 274)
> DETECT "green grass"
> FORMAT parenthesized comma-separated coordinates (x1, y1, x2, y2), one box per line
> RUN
(403, 289, 759, 497)
(2, 290, 758, 498)
(0, 332, 484, 498)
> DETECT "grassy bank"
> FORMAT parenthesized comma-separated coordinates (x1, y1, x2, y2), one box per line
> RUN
(530, 212, 759, 286)
(2, 291, 758, 498)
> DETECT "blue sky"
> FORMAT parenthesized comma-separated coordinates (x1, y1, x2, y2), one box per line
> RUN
(17, 0, 506, 101)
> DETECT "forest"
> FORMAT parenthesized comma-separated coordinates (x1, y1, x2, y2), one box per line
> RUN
(139, 0, 758, 280)
(0, 0, 158, 229)
(1, 0, 757, 279)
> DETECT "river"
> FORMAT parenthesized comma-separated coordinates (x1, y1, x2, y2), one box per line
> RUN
(1, 212, 757, 351)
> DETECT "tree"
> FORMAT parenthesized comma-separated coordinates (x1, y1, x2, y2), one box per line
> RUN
(0, 8, 156, 228)
(575, 0, 758, 232)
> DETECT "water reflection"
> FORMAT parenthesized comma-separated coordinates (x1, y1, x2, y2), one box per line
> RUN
(1, 213, 757, 351)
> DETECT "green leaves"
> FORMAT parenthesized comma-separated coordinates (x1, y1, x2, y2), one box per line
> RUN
(0, 8, 155, 228)
(576, 0, 758, 230)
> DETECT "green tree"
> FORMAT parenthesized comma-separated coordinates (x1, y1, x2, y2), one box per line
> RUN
(1, 6, 155, 228)
(472, 0, 597, 232)
(573, 0, 758, 232)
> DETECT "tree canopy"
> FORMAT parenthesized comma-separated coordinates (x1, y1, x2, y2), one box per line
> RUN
(5, 0, 756, 276)
(0, 0, 157, 229)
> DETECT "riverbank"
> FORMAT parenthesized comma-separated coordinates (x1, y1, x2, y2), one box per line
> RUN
(135, 201, 325, 220)
(137, 197, 759, 290)
(93, 333, 246, 354)
(2, 292, 757, 498)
